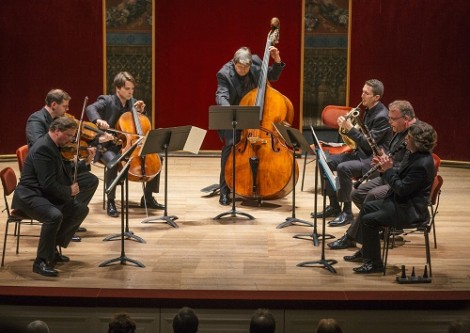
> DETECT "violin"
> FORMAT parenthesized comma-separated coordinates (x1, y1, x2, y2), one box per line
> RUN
(60, 140, 90, 161)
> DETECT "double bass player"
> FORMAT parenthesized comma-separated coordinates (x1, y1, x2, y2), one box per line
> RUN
(215, 46, 286, 206)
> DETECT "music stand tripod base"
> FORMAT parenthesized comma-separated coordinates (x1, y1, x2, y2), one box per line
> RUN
(142, 215, 179, 228)
(103, 232, 146, 243)
(214, 208, 255, 220)
(297, 258, 337, 274)
(277, 217, 314, 229)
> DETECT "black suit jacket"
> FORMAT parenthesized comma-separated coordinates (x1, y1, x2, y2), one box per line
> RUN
(382, 151, 435, 224)
(26, 108, 53, 148)
(215, 55, 286, 141)
(12, 134, 73, 209)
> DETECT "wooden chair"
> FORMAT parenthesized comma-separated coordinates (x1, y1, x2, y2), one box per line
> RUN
(0, 167, 37, 267)
(382, 173, 444, 277)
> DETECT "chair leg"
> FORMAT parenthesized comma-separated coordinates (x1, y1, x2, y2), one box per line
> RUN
(382, 227, 392, 276)
(2, 221, 10, 267)
(16, 222, 21, 254)
(424, 229, 432, 277)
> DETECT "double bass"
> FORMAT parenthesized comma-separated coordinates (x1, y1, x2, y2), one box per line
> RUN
(225, 18, 298, 201)
(116, 102, 161, 182)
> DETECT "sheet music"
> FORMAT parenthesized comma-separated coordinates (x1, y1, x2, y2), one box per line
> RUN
(317, 148, 340, 192)
(183, 126, 207, 154)
(309, 125, 327, 161)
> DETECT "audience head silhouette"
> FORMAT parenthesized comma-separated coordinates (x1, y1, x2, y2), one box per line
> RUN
(26, 320, 50, 333)
(249, 308, 276, 333)
(108, 313, 136, 333)
(173, 307, 199, 333)
(448, 320, 470, 333)
(316, 318, 342, 333)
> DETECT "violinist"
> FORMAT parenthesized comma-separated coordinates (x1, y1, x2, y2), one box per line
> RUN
(25, 89, 98, 239)
(86, 71, 164, 218)
(13, 116, 90, 277)
(215, 46, 285, 206)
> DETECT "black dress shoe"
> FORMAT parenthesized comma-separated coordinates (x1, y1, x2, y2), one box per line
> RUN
(107, 200, 119, 217)
(329, 212, 354, 227)
(77, 227, 87, 232)
(71, 234, 81, 242)
(54, 251, 70, 263)
(353, 261, 384, 274)
(343, 249, 364, 262)
(311, 205, 340, 218)
(328, 234, 356, 249)
(33, 260, 58, 277)
(140, 196, 165, 209)
(219, 193, 231, 206)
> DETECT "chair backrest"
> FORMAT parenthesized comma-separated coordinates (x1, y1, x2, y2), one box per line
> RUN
(430, 174, 443, 206)
(0, 167, 18, 216)
(16, 145, 29, 173)
(432, 153, 441, 175)
(321, 105, 351, 129)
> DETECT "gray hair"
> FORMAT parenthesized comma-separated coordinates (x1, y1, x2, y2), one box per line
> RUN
(27, 320, 50, 333)
(365, 79, 384, 97)
(233, 47, 253, 66)
(388, 100, 416, 120)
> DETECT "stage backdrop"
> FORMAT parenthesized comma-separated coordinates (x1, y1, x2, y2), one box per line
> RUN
(1, 0, 469, 162)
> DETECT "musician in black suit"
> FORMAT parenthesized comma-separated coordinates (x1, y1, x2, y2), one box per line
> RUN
(313, 79, 393, 227)
(12, 117, 90, 277)
(86, 71, 164, 217)
(26, 89, 98, 235)
(351, 120, 437, 273)
(328, 100, 417, 249)
(215, 46, 285, 205)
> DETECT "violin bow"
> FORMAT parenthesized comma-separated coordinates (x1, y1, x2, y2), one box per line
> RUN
(73, 96, 89, 182)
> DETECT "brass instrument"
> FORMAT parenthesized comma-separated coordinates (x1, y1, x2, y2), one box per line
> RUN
(339, 102, 362, 149)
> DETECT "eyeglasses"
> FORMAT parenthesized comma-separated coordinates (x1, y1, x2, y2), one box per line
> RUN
(389, 116, 404, 122)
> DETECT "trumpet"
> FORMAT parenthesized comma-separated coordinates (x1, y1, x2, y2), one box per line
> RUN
(339, 102, 362, 149)
(353, 141, 406, 189)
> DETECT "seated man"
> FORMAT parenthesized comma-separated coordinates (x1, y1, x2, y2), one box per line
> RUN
(312, 79, 392, 227)
(328, 100, 417, 249)
(12, 117, 90, 277)
(350, 120, 437, 273)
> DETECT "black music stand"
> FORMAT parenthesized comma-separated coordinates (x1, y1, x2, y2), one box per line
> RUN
(102, 138, 145, 244)
(141, 125, 206, 227)
(294, 126, 335, 245)
(273, 123, 314, 229)
(297, 144, 338, 273)
(100, 153, 145, 268)
(208, 105, 260, 220)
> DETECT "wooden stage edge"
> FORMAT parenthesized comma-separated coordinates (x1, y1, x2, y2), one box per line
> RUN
(1, 286, 470, 308)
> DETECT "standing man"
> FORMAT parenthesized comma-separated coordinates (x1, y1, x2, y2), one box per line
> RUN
(352, 120, 437, 273)
(12, 117, 90, 277)
(215, 46, 285, 205)
(328, 100, 417, 249)
(86, 71, 164, 217)
(313, 79, 392, 227)
(26, 89, 98, 239)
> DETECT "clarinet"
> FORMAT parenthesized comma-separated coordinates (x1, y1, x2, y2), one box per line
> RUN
(353, 141, 407, 189)
(356, 117, 383, 156)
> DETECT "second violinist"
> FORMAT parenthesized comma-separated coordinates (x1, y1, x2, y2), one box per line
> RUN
(86, 71, 164, 218)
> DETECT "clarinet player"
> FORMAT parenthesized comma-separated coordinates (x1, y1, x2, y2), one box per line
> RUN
(328, 100, 417, 251)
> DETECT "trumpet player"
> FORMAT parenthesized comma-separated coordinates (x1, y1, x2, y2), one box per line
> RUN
(328, 100, 417, 250)
(313, 79, 392, 227)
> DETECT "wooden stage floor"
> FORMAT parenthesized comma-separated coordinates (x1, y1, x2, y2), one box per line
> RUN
(1, 155, 470, 308)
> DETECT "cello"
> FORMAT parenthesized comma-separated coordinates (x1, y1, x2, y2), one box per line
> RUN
(116, 102, 161, 182)
(225, 18, 298, 201)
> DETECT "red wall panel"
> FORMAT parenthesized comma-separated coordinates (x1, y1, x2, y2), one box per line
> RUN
(0, 0, 103, 154)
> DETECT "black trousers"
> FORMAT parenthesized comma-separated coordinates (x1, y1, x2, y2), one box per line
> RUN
(20, 199, 88, 263)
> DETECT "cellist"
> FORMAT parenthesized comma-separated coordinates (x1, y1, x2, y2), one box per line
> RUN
(86, 71, 164, 217)
(215, 46, 286, 205)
